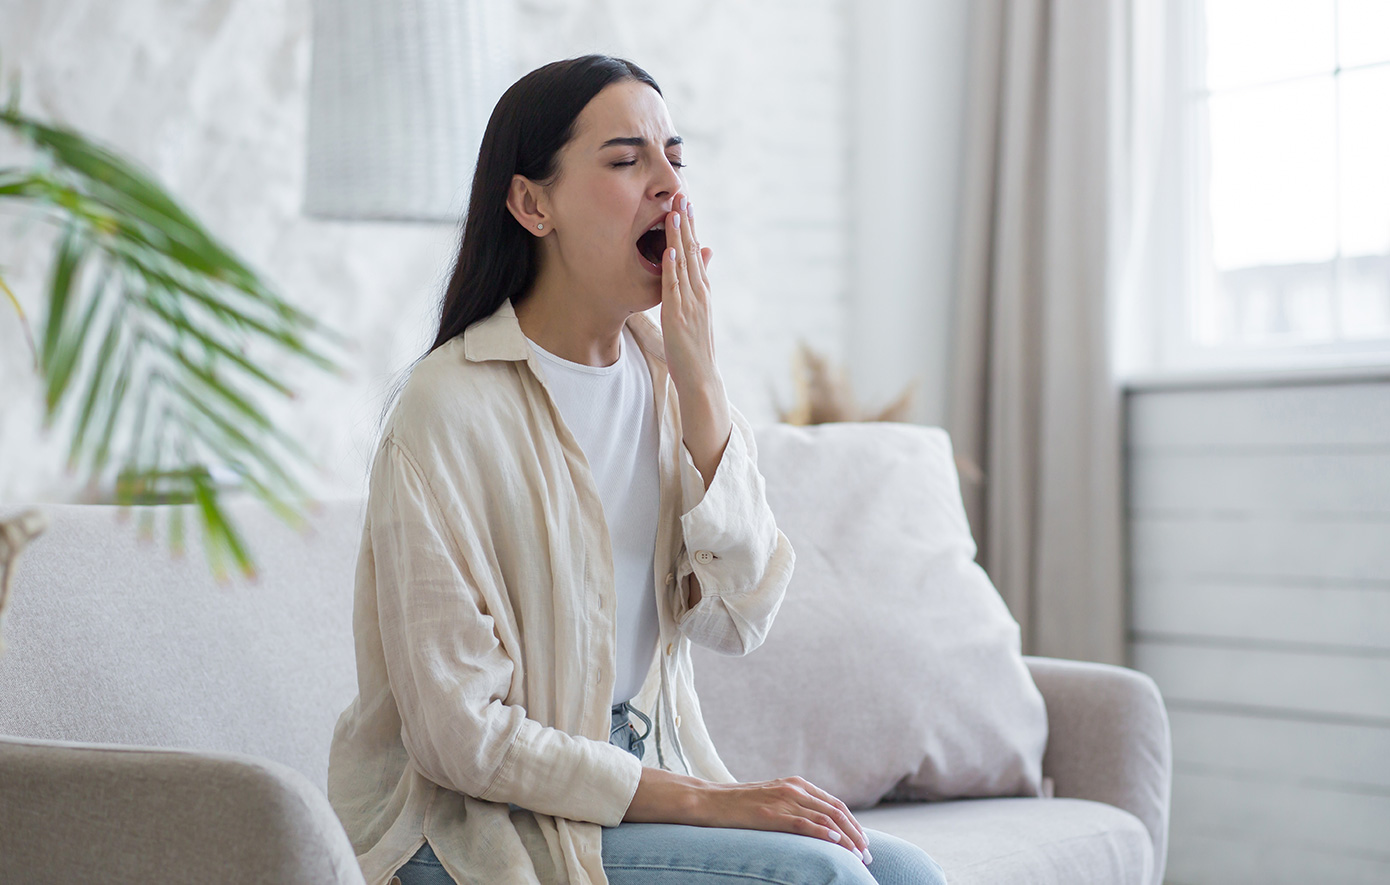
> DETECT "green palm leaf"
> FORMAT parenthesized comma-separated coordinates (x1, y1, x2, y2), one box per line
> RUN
(0, 67, 349, 583)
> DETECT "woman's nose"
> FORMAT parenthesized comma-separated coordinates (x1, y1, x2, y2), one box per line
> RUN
(653, 161, 682, 197)
(654, 189, 682, 208)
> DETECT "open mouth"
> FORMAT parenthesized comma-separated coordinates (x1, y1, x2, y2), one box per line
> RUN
(636, 226, 665, 269)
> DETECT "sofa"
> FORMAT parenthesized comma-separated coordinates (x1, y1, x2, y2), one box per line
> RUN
(0, 422, 1170, 884)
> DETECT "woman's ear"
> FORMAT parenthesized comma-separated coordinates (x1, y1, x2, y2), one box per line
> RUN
(505, 174, 550, 235)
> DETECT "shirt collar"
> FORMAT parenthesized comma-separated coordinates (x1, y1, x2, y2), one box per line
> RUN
(462, 296, 667, 366)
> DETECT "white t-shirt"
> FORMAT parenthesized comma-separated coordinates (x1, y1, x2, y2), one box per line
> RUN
(526, 322, 661, 705)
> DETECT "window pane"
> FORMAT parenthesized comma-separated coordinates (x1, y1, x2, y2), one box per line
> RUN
(1338, 0, 1390, 68)
(1207, 78, 1336, 269)
(1205, 0, 1335, 91)
(1179, 0, 1390, 360)
(1338, 66, 1390, 338)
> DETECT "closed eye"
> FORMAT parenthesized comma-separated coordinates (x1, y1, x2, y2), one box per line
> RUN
(613, 159, 686, 168)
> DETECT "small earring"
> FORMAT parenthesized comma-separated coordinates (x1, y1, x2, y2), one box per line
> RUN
(536, 223, 543, 229)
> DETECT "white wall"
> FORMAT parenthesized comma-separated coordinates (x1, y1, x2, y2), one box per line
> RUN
(0, 0, 903, 505)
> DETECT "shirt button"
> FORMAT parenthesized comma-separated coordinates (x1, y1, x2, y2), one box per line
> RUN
(674, 714, 682, 727)
(666, 572, 675, 584)
(666, 642, 674, 656)
(695, 550, 714, 563)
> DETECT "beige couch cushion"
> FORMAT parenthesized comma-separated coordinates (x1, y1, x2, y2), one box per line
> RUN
(693, 422, 1049, 807)
(858, 796, 1153, 884)
(0, 498, 364, 791)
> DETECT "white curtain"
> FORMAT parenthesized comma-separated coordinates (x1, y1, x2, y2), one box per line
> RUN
(947, 0, 1157, 667)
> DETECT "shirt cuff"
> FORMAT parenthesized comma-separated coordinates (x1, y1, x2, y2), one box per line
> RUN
(670, 408, 793, 655)
(480, 714, 644, 826)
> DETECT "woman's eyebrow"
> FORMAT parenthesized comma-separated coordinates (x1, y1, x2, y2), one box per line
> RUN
(598, 135, 684, 150)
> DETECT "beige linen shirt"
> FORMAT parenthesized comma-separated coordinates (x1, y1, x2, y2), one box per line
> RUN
(327, 296, 796, 885)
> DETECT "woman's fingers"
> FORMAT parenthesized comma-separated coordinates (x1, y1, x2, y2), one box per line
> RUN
(704, 779, 871, 866)
(791, 810, 861, 855)
(795, 792, 868, 855)
(671, 201, 698, 308)
(792, 779, 867, 850)
(661, 199, 684, 313)
(773, 803, 853, 850)
(662, 240, 681, 311)
(665, 195, 706, 305)
(684, 198, 710, 289)
(772, 778, 865, 856)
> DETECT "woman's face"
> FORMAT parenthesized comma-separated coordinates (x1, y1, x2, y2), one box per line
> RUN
(512, 79, 687, 312)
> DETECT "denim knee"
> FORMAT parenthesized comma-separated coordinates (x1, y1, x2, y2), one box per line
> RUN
(799, 843, 878, 885)
(862, 829, 948, 885)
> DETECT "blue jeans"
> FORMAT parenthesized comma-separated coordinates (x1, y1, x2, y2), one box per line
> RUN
(393, 701, 947, 884)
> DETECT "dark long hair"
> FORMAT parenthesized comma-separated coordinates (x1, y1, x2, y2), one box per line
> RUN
(369, 55, 662, 461)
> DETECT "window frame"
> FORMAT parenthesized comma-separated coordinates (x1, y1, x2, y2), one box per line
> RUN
(1146, 0, 1390, 379)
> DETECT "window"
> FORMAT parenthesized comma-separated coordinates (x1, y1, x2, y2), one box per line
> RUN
(1142, 0, 1390, 374)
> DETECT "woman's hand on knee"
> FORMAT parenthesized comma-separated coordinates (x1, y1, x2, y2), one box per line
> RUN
(693, 776, 871, 862)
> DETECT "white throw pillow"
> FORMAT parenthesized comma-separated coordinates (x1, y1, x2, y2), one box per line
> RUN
(690, 421, 1048, 808)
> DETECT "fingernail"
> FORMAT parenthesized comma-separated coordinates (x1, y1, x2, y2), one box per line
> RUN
(673, 212, 681, 229)
(863, 849, 874, 865)
(688, 200, 694, 218)
(852, 848, 863, 861)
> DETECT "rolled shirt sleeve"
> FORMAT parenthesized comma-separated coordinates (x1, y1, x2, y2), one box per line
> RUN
(672, 406, 796, 656)
(370, 436, 643, 826)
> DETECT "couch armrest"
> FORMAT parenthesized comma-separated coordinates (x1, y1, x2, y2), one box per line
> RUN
(0, 735, 366, 885)
(1023, 655, 1171, 885)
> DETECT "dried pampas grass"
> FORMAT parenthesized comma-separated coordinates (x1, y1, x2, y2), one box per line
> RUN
(771, 340, 918, 425)
(0, 508, 48, 656)
(769, 340, 982, 487)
